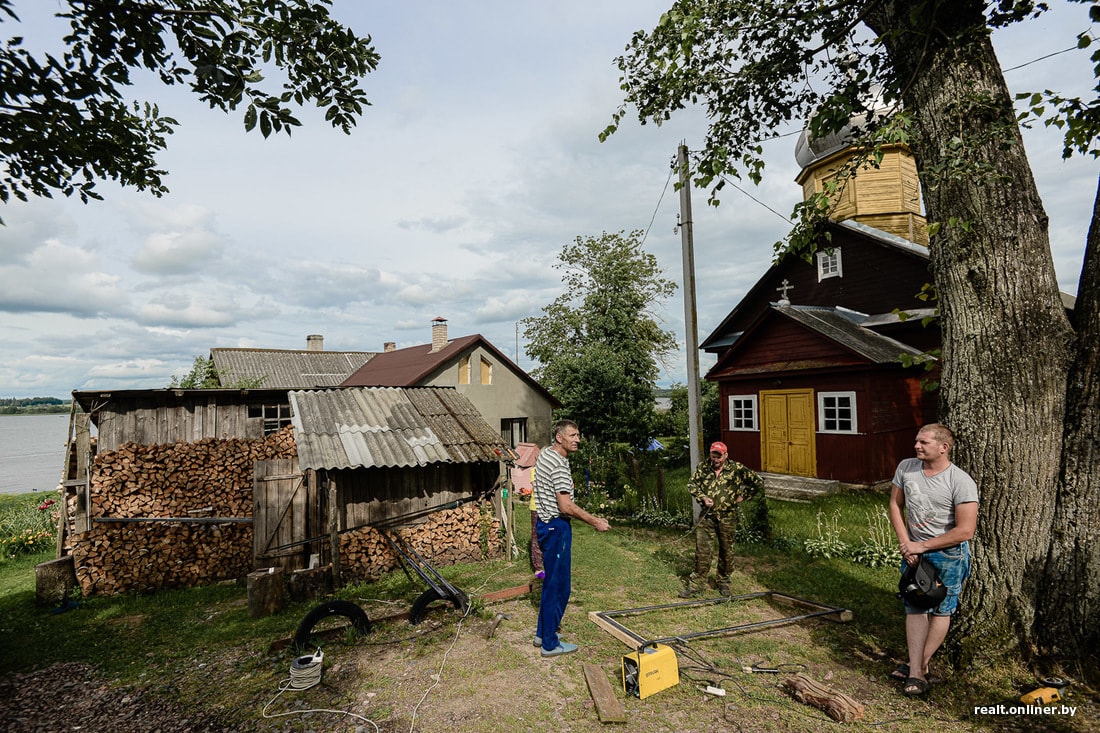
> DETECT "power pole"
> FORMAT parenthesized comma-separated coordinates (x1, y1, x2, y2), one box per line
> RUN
(678, 142, 703, 518)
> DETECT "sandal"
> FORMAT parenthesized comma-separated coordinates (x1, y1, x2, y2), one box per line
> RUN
(890, 663, 909, 681)
(902, 677, 930, 697)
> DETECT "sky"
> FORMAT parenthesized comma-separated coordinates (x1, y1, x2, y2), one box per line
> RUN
(1, 1, 1097, 400)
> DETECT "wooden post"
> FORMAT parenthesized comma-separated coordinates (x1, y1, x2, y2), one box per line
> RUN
(247, 567, 285, 618)
(74, 413, 92, 534)
(328, 478, 342, 587)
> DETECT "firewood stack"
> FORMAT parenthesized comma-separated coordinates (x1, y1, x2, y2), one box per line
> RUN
(71, 427, 297, 596)
(339, 501, 504, 583)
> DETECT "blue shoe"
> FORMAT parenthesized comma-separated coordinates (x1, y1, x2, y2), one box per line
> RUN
(541, 641, 578, 657)
(533, 636, 541, 647)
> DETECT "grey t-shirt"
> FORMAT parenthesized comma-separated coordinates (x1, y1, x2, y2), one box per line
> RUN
(893, 458, 978, 542)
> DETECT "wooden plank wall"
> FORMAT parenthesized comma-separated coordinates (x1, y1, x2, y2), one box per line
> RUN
(340, 462, 497, 529)
(96, 400, 266, 451)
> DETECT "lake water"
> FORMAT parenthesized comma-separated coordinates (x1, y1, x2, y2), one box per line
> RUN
(0, 414, 70, 495)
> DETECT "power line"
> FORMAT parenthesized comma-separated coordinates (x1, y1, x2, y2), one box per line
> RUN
(719, 174, 794, 224)
(641, 161, 676, 247)
(1003, 45, 1078, 73)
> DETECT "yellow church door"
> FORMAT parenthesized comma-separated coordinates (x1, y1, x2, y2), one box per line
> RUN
(760, 389, 817, 477)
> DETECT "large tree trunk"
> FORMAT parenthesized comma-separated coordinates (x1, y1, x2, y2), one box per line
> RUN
(864, 1, 1073, 664)
(1039, 177, 1100, 667)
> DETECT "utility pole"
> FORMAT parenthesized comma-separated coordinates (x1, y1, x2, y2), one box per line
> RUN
(678, 142, 703, 518)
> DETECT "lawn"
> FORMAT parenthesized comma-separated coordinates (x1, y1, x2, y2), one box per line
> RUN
(0, 489, 1095, 732)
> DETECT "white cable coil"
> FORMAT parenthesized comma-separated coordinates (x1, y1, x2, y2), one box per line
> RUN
(288, 649, 323, 690)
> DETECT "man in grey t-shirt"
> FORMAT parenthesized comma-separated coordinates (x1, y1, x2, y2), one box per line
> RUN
(888, 423, 978, 697)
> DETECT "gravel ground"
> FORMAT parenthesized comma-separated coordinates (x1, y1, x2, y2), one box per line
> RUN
(0, 663, 232, 733)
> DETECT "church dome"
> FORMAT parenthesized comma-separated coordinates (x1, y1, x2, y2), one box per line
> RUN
(794, 87, 894, 168)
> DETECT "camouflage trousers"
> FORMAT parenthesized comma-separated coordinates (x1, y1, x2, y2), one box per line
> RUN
(689, 512, 738, 585)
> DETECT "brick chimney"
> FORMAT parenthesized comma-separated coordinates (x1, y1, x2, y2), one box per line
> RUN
(430, 317, 448, 353)
(383, 341, 396, 352)
(306, 334, 323, 351)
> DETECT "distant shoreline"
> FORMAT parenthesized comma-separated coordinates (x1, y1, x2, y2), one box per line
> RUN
(0, 406, 71, 416)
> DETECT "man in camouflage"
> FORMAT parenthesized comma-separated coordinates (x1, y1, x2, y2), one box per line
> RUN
(680, 441, 764, 597)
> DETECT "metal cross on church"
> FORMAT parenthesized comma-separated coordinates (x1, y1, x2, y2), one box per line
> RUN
(776, 278, 794, 305)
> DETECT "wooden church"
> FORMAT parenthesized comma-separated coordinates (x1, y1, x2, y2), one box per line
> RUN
(701, 121, 941, 485)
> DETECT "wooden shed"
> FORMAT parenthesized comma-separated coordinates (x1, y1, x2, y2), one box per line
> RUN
(56, 386, 510, 596)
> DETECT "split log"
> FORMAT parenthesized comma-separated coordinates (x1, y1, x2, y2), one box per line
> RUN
(781, 673, 864, 723)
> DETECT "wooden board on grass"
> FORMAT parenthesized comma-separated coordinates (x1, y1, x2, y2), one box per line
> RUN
(583, 664, 627, 724)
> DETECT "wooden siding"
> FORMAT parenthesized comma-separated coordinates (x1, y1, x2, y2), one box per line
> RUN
(83, 392, 290, 453)
(716, 367, 936, 484)
(338, 462, 499, 530)
(713, 317, 868, 376)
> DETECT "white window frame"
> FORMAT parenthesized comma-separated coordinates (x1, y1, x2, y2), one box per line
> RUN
(727, 394, 758, 431)
(818, 391, 857, 434)
(816, 248, 843, 281)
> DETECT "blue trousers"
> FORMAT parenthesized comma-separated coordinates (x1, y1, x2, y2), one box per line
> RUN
(536, 516, 572, 651)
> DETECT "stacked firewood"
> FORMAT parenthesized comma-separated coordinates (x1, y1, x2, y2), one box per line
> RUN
(71, 428, 296, 596)
(87, 427, 296, 519)
(339, 501, 504, 583)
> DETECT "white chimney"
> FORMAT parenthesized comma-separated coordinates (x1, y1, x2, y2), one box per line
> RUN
(384, 341, 396, 352)
(430, 317, 448, 353)
(306, 334, 324, 351)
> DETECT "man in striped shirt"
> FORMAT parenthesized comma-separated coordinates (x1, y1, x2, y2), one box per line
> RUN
(533, 419, 610, 657)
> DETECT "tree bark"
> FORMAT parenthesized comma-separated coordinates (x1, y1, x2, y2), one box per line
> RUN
(1039, 175, 1100, 666)
(864, 0, 1073, 663)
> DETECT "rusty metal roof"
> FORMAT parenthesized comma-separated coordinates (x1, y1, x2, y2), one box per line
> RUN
(211, 348, 376, 389)
(288, 387, 507, 470)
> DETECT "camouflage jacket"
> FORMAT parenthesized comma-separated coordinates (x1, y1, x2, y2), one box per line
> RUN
(688, 460, 764, 515)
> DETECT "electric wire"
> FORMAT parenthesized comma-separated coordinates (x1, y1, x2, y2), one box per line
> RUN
(407, 563, 513, 733)
(1003, 44, 1078, 73)
(641, 163, 676, 248)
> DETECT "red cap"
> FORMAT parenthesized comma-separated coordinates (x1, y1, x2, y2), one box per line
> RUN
(709, 441, 728, 455)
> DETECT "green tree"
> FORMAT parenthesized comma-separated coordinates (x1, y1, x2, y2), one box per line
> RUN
(0, 0, 378, 210)
(169, 355, 264, 388)
(604, 1, 1100, 667)
(525, 230, 677, 448)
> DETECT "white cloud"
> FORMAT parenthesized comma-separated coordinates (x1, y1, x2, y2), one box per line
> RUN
(0, 0, 1095, 397)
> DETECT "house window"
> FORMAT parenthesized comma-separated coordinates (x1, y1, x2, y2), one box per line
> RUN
(818, 392, 857, 433)
(459, 355, 471, 385)
(501, 418, 527, 447)
(480, 357, 492, 385)
(248, 403, 292, 435)
(728, 395, 758, 431)
(816, 248, 843, 281)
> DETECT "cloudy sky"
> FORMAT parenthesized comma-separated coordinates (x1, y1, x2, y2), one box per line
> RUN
(1, 1, 1096, 400)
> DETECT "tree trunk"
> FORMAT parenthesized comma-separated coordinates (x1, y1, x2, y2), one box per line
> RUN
(864, 0, 1073, 664)
(1039, 176, 1100, 666)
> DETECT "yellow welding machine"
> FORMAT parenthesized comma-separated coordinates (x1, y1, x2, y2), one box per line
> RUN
(622, 643, 679, 699)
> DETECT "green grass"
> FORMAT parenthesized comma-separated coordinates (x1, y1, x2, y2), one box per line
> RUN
(2, 487, 1092, 732)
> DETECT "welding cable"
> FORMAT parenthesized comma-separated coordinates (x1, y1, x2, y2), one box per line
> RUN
(261, 650, 381, 731)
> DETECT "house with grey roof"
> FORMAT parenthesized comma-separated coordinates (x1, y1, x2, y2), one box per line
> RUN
(341, 318, 559, 449)
(210, 334, 375, 389)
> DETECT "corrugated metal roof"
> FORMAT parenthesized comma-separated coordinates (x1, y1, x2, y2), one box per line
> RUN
(211, 348, 375, 389)
(775, 305, 927, 363)
(288, 387, 507, 470)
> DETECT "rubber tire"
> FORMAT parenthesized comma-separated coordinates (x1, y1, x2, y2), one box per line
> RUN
(408, 586, 470, 625)
(292, 600, 371, 652)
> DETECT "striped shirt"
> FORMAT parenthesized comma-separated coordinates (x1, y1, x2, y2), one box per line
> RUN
(533, 447, 573, 522)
